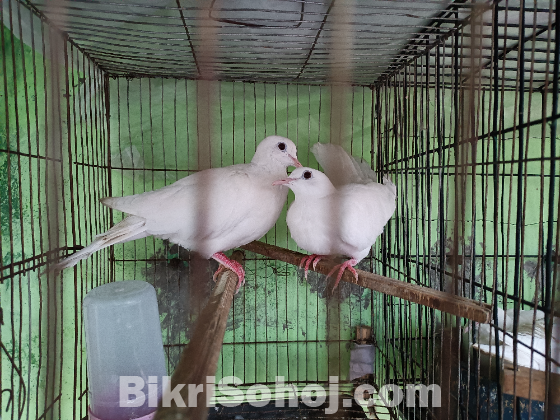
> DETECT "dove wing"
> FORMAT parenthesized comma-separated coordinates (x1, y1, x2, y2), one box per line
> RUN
(337, 183, 397, 253)
(311, 142, 377, 187)
(101, 164, 285, 255)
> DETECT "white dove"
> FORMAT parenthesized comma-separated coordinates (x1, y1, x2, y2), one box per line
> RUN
(471, 308, 560, 373)
(54, 136, 302, 292)
(469, 307, 514, 346)
(273, 142, 396, 289)
(474, 332, 560, 373)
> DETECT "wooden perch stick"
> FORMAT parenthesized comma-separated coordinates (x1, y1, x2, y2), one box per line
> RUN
(154, 250, 244, 420)
(240, 241, 491, 324)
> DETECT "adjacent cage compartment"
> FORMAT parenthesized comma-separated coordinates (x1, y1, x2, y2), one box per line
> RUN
(371, 2, 560, 419)
(1, 1, 112, 418)
(1, 1, 559, 420)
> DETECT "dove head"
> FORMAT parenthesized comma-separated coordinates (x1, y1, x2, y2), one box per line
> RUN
(252, 136, 302, 169)
(273, 167, 336, 198)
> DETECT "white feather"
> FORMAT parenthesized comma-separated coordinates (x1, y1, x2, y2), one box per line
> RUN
(472, 308, 560, 373)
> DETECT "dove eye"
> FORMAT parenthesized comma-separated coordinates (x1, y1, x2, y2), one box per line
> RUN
(277, 142, 286, 151)
(303, 171, 312, 179)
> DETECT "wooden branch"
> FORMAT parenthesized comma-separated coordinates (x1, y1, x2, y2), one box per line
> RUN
(154, 250, 244, 420)
(240, 241, 491, 324)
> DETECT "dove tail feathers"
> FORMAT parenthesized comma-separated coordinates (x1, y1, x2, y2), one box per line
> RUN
(51, 215, 147, 271)
(100, 196, 119, 209)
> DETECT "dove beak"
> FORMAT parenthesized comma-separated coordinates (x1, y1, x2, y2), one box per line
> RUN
(289, 155, 303, 168)
(272, 178, 295, 186)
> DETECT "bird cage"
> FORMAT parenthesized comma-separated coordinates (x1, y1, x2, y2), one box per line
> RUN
(1, 0, 559, 419)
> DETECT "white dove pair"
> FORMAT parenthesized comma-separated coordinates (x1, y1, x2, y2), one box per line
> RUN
(54, 136, 396, 293)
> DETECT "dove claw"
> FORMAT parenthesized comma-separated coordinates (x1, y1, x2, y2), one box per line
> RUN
(212, 265, 226, 282)
(304, 257, 313, 279)
(299, 254, 323, 279)
(326, 258, 358, 289)
(211, 252, 245, 294)
(311, 255, 323, 270)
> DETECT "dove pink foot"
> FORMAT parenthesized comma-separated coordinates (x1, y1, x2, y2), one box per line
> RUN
(211, 252, 245, 293)
(326, 258, 359, 289)
(299, 254, 324, 279)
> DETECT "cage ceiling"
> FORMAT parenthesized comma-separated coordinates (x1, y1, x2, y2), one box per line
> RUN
(19, 0, 440, 84)
(14, 0, 554, 89)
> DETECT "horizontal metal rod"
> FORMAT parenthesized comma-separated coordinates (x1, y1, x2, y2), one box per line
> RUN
(164, 338, 364, 348)
(381, 256, 547, 311)
(389, 254, 545, 259)
(75, 160, 199, 172)
(385, 171, 558, 178)
(240, 241, 492, 323)
(0, 246, 84, 282)
(208, 380, 359, 388)
(0, 147, 62, 163)
(383, 114, 560, 168)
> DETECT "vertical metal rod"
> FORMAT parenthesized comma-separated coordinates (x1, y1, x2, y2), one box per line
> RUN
(1, 0, 9, 415)
(62, 36, 78, 420)
(19, 5, 37, 415)
(490, 3, 504, 418)
(92, 59, 101, 276)
(544, 0, 560, 417)
(512, 3, 527, 417)
(103, 71, 113, 280)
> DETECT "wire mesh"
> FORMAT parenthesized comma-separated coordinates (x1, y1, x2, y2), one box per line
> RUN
(0, 0, 559, 419)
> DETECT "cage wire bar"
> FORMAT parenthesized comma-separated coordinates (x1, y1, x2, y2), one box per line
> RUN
(0, 0, 559, 419)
